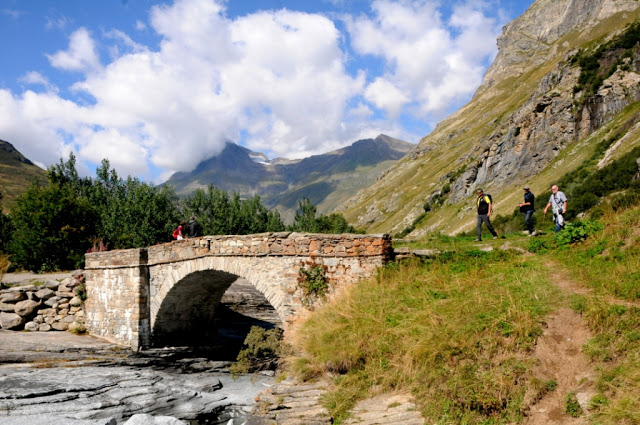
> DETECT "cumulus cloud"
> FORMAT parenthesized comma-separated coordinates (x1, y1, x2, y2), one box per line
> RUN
(46, 27, 102, 72)
(19, 72, 59, 93)
(0, 0, 509, 182)
(348, 0, 502, 117)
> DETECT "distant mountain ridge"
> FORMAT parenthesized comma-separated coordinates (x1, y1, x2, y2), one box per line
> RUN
(0, 140, 47, 212)
(164, 134, 413, 220)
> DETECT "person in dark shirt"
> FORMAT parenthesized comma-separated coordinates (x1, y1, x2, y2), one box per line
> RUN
(475, 189, 498, 242)
(519, 186, 536, 236)
(187, 216, 201, 238)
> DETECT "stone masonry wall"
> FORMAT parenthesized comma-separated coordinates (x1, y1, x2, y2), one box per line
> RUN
(85, 232, 392, 348)
(0, 271, 86, 333)
(84, 248, 149, 349)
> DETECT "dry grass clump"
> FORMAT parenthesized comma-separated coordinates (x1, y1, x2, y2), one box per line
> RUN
(292, 250, 557, 423)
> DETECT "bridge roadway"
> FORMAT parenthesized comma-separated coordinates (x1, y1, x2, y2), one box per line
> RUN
(84, 232, 392, 349)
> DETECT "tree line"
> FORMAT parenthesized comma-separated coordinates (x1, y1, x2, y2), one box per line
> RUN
(0, 154, 358, 272)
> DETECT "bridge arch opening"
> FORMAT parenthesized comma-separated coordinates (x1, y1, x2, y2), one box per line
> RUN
(152, 269, 281, 356)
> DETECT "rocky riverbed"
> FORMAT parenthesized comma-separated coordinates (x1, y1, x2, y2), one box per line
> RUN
(0, 276, 282, 425)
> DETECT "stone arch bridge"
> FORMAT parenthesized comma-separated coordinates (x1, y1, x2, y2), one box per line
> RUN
(84, 232, 392, 349)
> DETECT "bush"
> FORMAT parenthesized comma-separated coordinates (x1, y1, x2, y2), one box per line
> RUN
(230, 326, 283, 375)
(555, 220, 604, 246)
(299, 264, 329, 306)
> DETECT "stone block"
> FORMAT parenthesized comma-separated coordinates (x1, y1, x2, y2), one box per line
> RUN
(44, 280, 60, 289)
(15, 299, 40, 317)
(45, 296, 61, 307)
(24, 321, 39, 331)
(0, 301, 16, 312)
(39, 323, 52, 331)
(51, 321, 69, 331)
(69, 296, 83, 306)
(35, 288, 56, 300)
(0, 312, 25, 329)
(0, 291, 26, 303)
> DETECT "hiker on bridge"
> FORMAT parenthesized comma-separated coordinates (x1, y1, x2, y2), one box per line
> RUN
(543, 184, 568, 232)
(475, 188, 499, 242)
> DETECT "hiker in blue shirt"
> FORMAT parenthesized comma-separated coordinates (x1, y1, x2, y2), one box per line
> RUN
(543, 185, 568, 232)
(475, 189, 498, 242)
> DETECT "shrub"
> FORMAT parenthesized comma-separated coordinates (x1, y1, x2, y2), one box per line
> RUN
(565, 392, 584, 417)
(555, 220, 604, 246)
(528, 237, 550, 254)
(299, 264, 329, 306)
(230, 326, 283, 375)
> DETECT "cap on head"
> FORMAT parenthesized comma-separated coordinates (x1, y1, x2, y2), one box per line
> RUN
(523, 186, 530, 190)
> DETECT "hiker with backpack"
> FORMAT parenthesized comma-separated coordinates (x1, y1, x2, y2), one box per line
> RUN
(519, 186, 536, 236)
(543, 184, 568, 232)
(475, 188, 499, 242)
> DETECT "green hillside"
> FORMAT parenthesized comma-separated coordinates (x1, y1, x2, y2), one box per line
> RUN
(0, 140, 47, 212)
(339, 5, 640, 238)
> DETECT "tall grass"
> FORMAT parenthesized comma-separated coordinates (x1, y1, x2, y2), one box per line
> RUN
(292, 250, 557, 423)
(557, 204, 640, 424)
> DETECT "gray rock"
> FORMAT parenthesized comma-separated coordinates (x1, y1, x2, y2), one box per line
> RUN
(44, 279, 61, 289)
(7, 284, 38, 292)
(123, 414, 189, 425)
(69, 296, 83, 307)
(38, 323, 52, 331)
(51, 322, 69, 331)
(56, 291, 75, 298)
(44, 296, 61, 307)
(0, 312, 25, 329)
(24, 321, 39, 331)
(35, 288, 56, 300)
(0, 415, 116, 425)
(0, 301, 16, 312)
(0, 291, 27, 303)
(15, 299, 41, 317)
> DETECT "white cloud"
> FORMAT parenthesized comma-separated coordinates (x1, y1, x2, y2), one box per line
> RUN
(19, 72, 59, 93)
(46, 27, 101, 72)
(364, 77, 409, 117)
(348, 0, 502, 116)
(1, 0, 509, 181)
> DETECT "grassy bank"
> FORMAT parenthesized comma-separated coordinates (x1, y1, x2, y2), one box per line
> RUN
(285, 202, 640, 424)
(292, 248, 558, 423)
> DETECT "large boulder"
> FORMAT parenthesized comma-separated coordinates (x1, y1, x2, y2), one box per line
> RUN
(0, 312, 25, 330)
(15, 299, 41, 317)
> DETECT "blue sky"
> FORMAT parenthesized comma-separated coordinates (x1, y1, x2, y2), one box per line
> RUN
(0, 0, 532, 182)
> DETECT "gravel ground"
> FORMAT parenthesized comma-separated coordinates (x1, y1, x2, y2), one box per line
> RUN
(1, 270, 73, 285)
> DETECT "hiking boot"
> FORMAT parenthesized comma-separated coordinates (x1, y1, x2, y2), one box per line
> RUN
(474, 238, 482, 242)
(493, 236, 498, 240)
(530, 230, 537, 236)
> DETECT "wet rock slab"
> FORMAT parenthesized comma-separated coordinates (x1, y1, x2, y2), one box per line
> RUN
(0, 331, 273, 424)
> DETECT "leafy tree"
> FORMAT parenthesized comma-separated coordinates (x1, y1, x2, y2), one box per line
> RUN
(290, 197, 356, 233)
(0, 192, 13, 253)
(8, 181, 97, 271)
(291, 197, 319, 232)
(182, 185, 285, 235)
(87, 160, 180, 249)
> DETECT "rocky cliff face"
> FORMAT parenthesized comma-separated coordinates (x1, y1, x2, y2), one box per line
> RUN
(339, 0, 640, 235)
